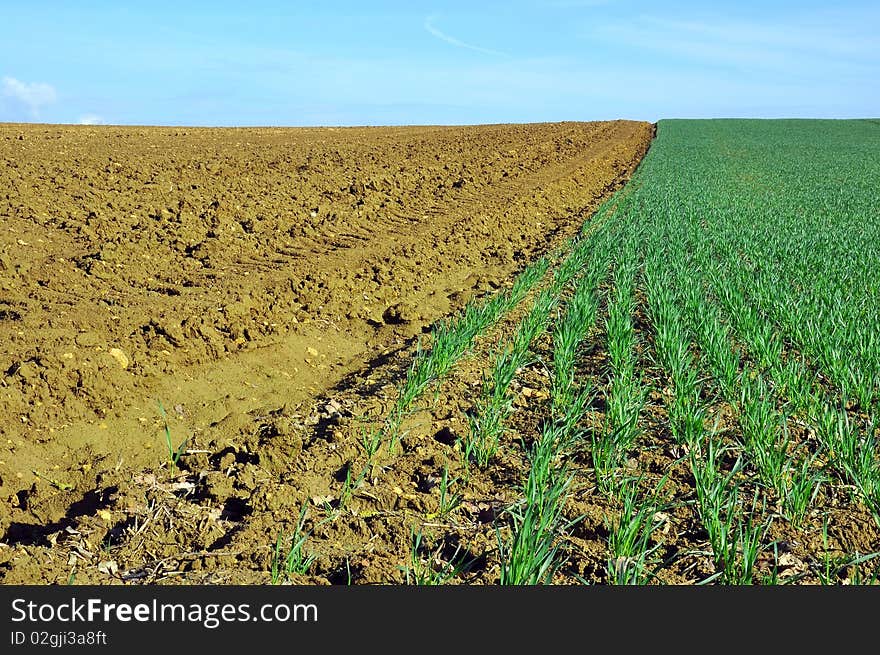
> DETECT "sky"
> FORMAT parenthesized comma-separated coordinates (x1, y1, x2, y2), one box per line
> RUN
(1, 0, 877, 126)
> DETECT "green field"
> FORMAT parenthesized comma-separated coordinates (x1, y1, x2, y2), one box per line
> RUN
(365, 118, 880, 584)
(11, 119, 876, 586)
(578, 118, 880, 582)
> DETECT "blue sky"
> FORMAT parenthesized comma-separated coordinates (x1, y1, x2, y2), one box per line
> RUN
(1, 0, 877, 126)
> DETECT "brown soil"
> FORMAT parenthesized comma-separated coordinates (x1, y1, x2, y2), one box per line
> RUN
(0, 120, 654, 584)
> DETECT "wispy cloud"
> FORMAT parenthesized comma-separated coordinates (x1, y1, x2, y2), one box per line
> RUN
(2, 76, 57, 117)
(424, 15, 508, 57)
(78, 113, 105, 125)
(543, 0, 610, 7)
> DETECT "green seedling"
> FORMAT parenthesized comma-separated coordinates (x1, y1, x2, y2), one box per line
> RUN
(32, 470, 74, 492)
(271, 502, 317, 583)
(360, 426, 383, 460)
(782, 454, 825, 528)
(157, 400, 188, 477)
(437, 463, 462, 517)
(404, 529, 471, 585)
(605, 475, 669, 585)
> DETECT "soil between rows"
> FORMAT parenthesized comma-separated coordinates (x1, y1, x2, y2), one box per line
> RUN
(0, 120, 653, 583)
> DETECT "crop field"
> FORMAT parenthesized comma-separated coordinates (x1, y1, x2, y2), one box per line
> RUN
(2, 118, 879, 585)
(0, 120, 653, 583)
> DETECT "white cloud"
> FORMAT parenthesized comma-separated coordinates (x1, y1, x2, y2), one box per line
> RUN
(424, 15, 508, 57)
(2, 76, 57, 117)
(78, 114, 105, 125)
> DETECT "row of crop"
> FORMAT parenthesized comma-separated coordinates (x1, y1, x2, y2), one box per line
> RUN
(277, 119, 880, 585)
(594, 119, 880, 583)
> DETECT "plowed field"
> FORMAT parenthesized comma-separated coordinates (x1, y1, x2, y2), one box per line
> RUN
(0, 120, 653, 583)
